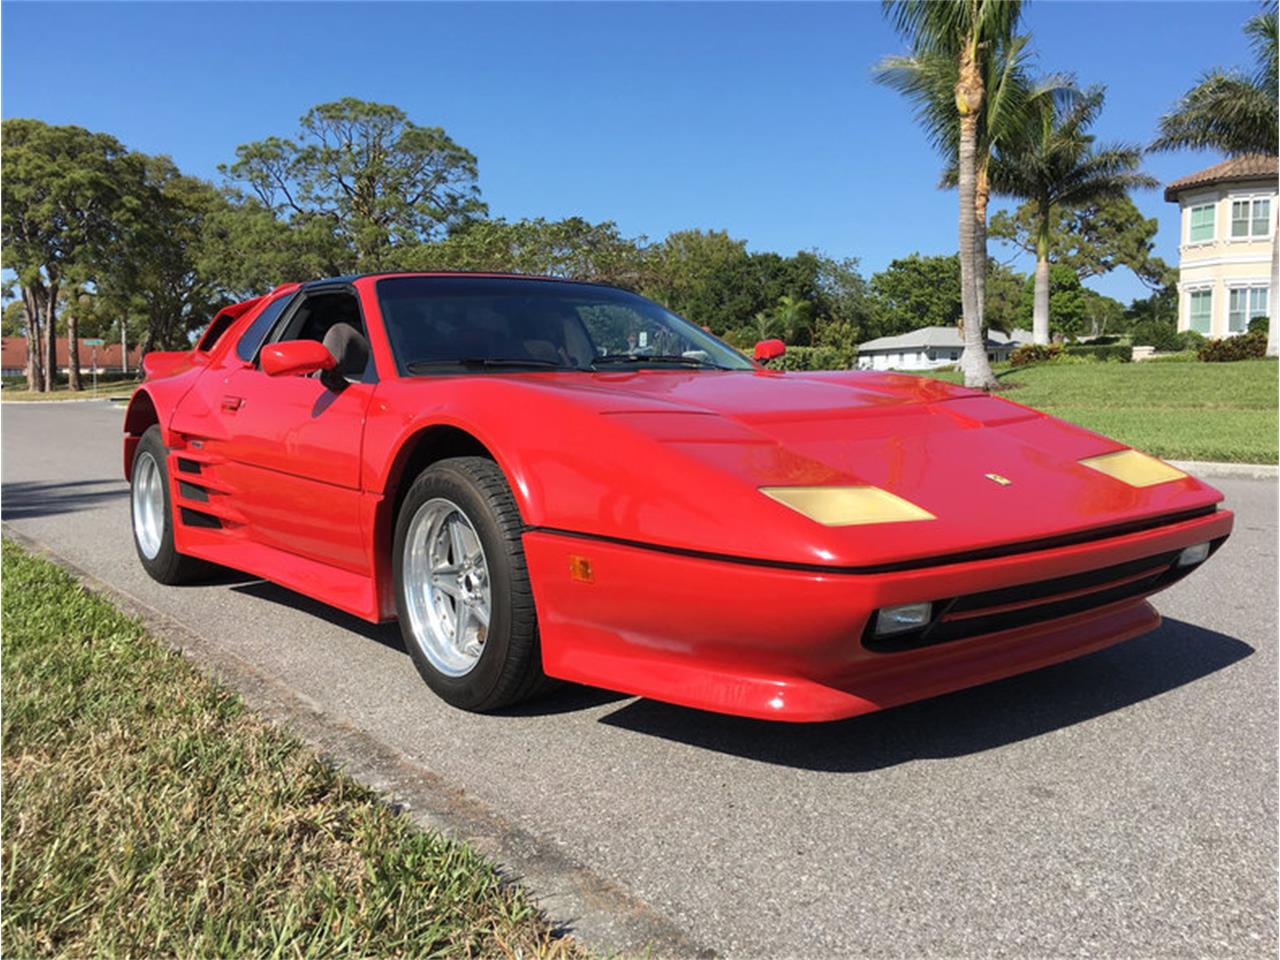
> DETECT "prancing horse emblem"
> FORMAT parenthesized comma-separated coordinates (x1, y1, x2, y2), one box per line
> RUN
(985, 473, 1012, 486)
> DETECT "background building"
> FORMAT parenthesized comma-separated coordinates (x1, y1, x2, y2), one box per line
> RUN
(1, 337, 142, 379)
(1165, 154, 1277, 339)
(855, 326, 1029, 371)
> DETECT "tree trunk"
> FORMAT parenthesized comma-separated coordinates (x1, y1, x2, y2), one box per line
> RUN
(1033, 206, 1052, 345)
(43, 286, 58, 392)
(67, 313, 82, 391)
(21, 285, 44, 392)
(974, 161, 989, 329)
(1268, 203, 1279, 357)
(956, 124, 998, 390)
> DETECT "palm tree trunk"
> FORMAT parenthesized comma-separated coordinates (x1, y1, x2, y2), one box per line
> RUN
(1268, 203, 1279, 357)
(1033, 205, 1052, 345)
(974, 161, 989, 328)
(957, 121, 998, 389)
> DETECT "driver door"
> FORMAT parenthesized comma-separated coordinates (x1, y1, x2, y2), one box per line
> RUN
(171, 286, 376, 574)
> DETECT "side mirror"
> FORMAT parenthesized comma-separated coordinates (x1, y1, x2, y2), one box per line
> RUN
(754, 338, 786, 363)
(261, 340, 336, 378)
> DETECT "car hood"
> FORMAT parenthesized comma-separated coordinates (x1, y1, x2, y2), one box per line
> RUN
(454, 369, 1224, 568)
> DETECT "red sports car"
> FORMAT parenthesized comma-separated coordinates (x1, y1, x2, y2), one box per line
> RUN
(124, 273, 1232, 722)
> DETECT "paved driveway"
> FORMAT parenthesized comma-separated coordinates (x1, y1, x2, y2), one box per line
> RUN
(3, 399, 1275, 957)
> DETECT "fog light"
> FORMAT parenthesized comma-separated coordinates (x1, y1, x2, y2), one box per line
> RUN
(1177, 541, 1211, 568)
(875, 601, 934, 636)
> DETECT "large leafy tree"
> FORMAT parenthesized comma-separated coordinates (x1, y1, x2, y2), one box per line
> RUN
(222, 98, 486, 273)
(408, 217, 649, 288)
(1151, 1, 1278, 355)
(879, 0, 1026, 389)
(990, 195, 1172, 288)
(868, 252, 1024, 338)
(1, 119, 134, 390)
(989, 87, 1156, 344)
(100, 156, 229, 351)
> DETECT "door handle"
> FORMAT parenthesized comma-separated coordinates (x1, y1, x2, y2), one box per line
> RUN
(221, 395, 244, 412)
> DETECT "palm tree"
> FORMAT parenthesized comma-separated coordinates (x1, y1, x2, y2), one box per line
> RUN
(990, 88, 1157, 343)
(881, 0, 1026, 389)
(1151, 1, 1278, 355)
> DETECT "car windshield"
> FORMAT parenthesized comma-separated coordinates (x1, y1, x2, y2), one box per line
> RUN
(375, 276, 754, 374)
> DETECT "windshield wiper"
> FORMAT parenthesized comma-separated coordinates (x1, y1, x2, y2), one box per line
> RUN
(407, 357, 577, 372)
(591, 353, 728, 370)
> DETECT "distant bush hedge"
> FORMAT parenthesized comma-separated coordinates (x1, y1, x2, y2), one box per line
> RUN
(1064, 343, 1133, 362)
(1198, 332, 1268, 362)
(1010, 343, 1063, 366)
(772, 345, 854, 371)
(1130, 320, 1181, 352)
(1177, 330, 1207, 352)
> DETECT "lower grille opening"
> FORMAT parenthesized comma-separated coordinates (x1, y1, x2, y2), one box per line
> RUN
(176, 457, 202, 474)
(864, 539, 1224, 652)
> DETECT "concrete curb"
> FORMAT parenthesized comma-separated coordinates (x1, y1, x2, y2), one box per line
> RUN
(1, 523, 714, 960)
(1169, 460, 1279, 481)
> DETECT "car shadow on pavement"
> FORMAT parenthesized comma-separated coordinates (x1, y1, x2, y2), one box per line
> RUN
(230, 580, 408, 654)
(595, 617, 1253, 772)
(1, 478, 126, 520)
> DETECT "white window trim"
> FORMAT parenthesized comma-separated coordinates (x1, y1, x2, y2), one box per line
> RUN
(1185, 201, 1218, 246)
(1187, 287, 1215, 335)
(1227, 193, 1275, 241)
(1226, 282, 1270, 335)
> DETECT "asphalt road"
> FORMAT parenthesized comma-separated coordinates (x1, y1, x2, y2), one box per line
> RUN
(3, 399, 1276, 958)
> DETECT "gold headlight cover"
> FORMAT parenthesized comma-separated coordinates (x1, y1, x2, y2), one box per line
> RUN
(760, 486, 935, 526)
(1079, 449, 1187, 487)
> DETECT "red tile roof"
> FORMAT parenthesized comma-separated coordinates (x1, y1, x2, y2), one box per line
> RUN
(1164, 154, 1278, 201)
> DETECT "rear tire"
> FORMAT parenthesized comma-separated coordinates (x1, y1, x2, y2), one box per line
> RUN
(393, 456, 551, 711)
(130, 425, 209, 585)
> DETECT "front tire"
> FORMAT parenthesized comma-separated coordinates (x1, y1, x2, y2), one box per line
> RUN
(130, 425, 208, 584)
(393, 456, 549, 711)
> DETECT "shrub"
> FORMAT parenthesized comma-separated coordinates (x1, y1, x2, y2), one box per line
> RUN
(1010, 343, 1063, 366)
(1177, 329, 1207, 352)
(1142, 350, 1201, 363)
(773, 345, 853, 371)
(1064, 343, 1133, 362)
(1130, 320, 1181, 352)
(1198, 331, 1268, 362)
(1248, 315, 1270, 335)
(1085, 335, 1121, 345)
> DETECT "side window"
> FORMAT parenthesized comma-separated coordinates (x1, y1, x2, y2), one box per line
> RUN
(271, 291, 373, 382)
(235, 294, 293, 363)
(196, 313, 236, 353)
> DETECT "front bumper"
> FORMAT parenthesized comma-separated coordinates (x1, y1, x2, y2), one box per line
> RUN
(523, 507, 1233, 722)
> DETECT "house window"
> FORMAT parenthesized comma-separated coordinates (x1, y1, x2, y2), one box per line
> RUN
(950, 350, 959, 361)
(1188, 203, 1215, 243)
(1189, 289, 1213, 334)
(1230, 197, 1272, 239)
(1228, 286, 1270, 332)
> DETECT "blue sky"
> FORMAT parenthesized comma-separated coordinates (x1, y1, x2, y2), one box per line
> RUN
(1, 1, 1261, 304)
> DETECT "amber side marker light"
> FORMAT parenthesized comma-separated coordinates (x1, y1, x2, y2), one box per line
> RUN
(1079, 450, 1188, 488)
(568, 555, 594, 582)
(760, 486, 935, 526)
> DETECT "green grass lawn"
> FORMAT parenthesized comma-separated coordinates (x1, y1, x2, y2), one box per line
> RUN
(2, 381, 140, 402)
(1, 540, 584, 959)
(915, 359, 1278, 463)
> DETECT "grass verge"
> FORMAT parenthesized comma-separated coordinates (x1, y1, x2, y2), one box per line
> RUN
(1, 539, 584, 958)
(2, 381, 140, 402)
(916, 359, 1278, 463)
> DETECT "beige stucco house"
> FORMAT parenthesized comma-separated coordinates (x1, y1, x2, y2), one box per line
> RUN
(1165, 154, 1277, 338)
